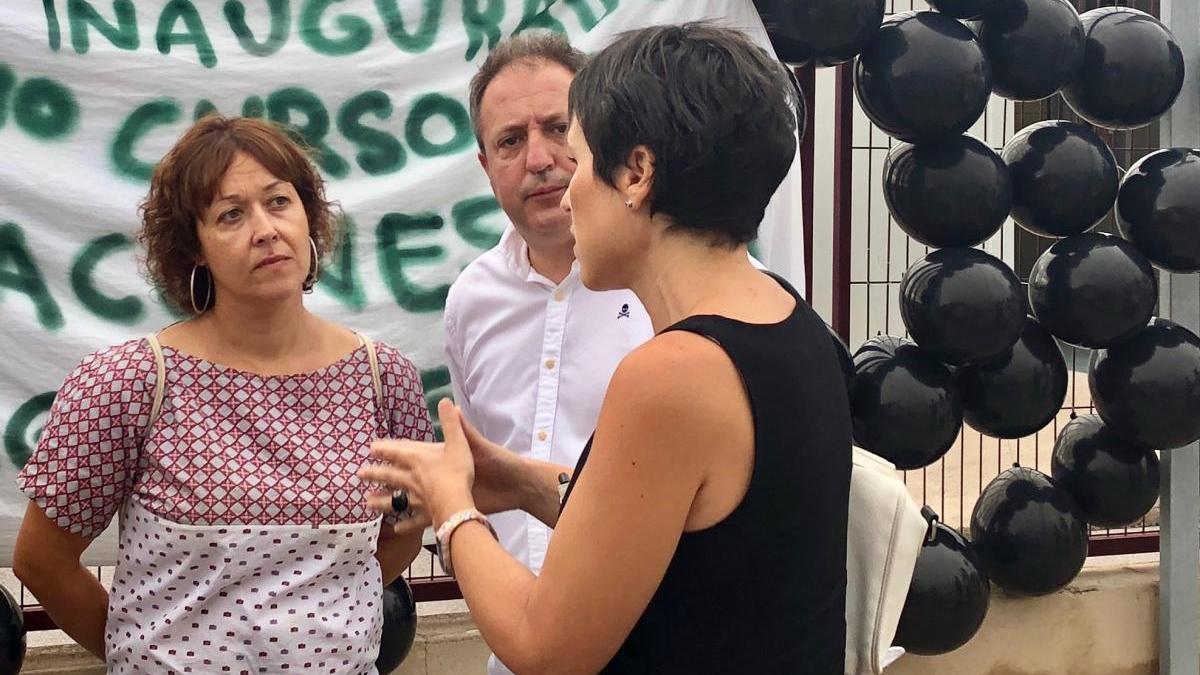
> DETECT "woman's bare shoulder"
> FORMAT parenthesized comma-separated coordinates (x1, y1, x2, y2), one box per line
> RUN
(605, 330, 744, 427)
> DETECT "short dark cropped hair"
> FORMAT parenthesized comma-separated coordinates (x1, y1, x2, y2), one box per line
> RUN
(469, 32, 588, 151)
(568, 23, 799, 247)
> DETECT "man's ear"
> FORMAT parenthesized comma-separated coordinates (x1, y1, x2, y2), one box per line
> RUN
(478, 151, 489, 173)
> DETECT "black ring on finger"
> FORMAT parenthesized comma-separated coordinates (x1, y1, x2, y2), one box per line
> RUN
(390, 489, 409, 514)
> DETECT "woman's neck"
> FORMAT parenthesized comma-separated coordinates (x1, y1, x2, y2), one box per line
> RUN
(199, 293, 314, 362)
(630, 236, 762, 334)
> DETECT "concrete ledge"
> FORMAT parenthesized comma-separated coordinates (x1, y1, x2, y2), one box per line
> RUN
(18, 613, 491, 675)
(394, 612, 490, 675)
(21, 560, 1165, 675)
(19, 644, 104, 675)
(888, 562, 1159, 675)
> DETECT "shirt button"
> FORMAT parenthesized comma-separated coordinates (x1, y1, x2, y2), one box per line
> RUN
(545, 358, 556, 370)
(537, 430, 548, 442)
(553, 290, 566, 302)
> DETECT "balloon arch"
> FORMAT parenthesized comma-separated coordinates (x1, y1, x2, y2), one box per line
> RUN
(757, 0, 1194, 656)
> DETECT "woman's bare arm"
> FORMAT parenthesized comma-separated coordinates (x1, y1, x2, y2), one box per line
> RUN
(13, 502, 108, 660)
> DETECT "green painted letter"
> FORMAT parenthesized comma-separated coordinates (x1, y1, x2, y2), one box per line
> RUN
(266, 87, 349, 178)
(224, 0, 291, 57)
(156, 0, 217, 68)
(317, 218, 366, 310)
(71, 233, 144, 324)
(298, 0, 371, 55)
(0, 223, 63, 330)
(43, 0, 63, 51)
(405, 93, 472, 157)
(515, 0, 565, 34)
(373, 0, 442, 53)
(4, 392, 56, 469)
(452, 195, 504, 249)
(111, 98, 182, 181)
(14, 77, 79, 140)
(67, 0, 139, 53)
(562, 0, 617, 31)
(376, 212, 449, 313)
(462, 0, 502, 61)
(338, 90, 405, 176)
(0, 65, 14, 131)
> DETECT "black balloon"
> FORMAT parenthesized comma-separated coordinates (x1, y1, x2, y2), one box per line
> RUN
(754, 0, 885, 67)
(1051, 415, 1160, 528)
(1062, 7, 1185, 130)
(900, 248, 1026, 366)
(929, 0, 1012, 20)
(376, 579, 418, 674)
(0, 586, 23, 675)
(894, 521, 990, 655)
(976, 0, 1084, 101)
(970, 466, 1088, 595)
(1090, 318, 1200, 450)
(1028, 232, 1157, 349)
(1002, 120, 1119, 238)
(883, 135, 1012, 248)
(827, 324, 855, 402)
(851, 336, 962, 470)
(854, 12, 992, 143)
(1117, 148, 1200, 273)
(959, 318, 1067, 439)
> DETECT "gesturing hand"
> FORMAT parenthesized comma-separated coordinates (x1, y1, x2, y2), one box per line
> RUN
(359, 399, 477, 528)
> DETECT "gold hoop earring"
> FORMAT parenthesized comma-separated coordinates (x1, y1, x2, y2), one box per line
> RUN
(303, 236, 319, 292)
(190, 264, 212, 313)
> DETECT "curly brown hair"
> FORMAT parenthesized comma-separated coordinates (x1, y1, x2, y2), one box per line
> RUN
(137, 115, 341, 314)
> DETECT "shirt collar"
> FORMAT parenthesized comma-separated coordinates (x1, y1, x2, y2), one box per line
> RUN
(499, 225, 580, 289)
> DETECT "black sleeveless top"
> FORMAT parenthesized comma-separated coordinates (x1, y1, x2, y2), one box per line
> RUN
(561, 274, 852, 674)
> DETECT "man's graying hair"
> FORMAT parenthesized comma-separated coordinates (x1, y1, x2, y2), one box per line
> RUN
(469, 32, 588, 151)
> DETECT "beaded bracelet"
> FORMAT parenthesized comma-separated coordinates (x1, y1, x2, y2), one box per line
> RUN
(435, 509, 497, 577)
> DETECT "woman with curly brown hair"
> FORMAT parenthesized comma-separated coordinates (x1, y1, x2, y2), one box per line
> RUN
(12, 115, 432, 674)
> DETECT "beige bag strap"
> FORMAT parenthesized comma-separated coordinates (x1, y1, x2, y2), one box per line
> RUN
(358, 333, 385, 415)
(144, 334, 167, 434)
(143, 333, 383, 430)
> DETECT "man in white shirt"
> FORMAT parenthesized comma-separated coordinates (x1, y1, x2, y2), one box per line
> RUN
(444, 26, 652, 645)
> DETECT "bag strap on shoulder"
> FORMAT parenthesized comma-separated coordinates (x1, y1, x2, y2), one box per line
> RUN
(143, 332, 386, 433)
(143, 334, 167, 434)
(358, 332, 385, 421)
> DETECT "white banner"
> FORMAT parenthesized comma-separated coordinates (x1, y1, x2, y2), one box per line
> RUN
(0, 0, 802, 565)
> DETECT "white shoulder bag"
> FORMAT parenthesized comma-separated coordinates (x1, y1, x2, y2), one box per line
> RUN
(844, 446, 928, 675)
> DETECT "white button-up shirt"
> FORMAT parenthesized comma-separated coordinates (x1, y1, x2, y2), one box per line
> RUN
(443, 226, 653, 578)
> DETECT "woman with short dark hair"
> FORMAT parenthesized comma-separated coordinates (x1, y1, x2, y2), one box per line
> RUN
(362, 23, 851, 674)
(14, 115, 432, 673)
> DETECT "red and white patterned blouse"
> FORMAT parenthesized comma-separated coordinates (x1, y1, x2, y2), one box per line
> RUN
(18, 337, 434, 674)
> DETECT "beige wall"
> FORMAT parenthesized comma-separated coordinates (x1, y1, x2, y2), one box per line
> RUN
(392, 613, 490, 675)
(889, 562, 1158, 675)
(388, 560, 1165, 675)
